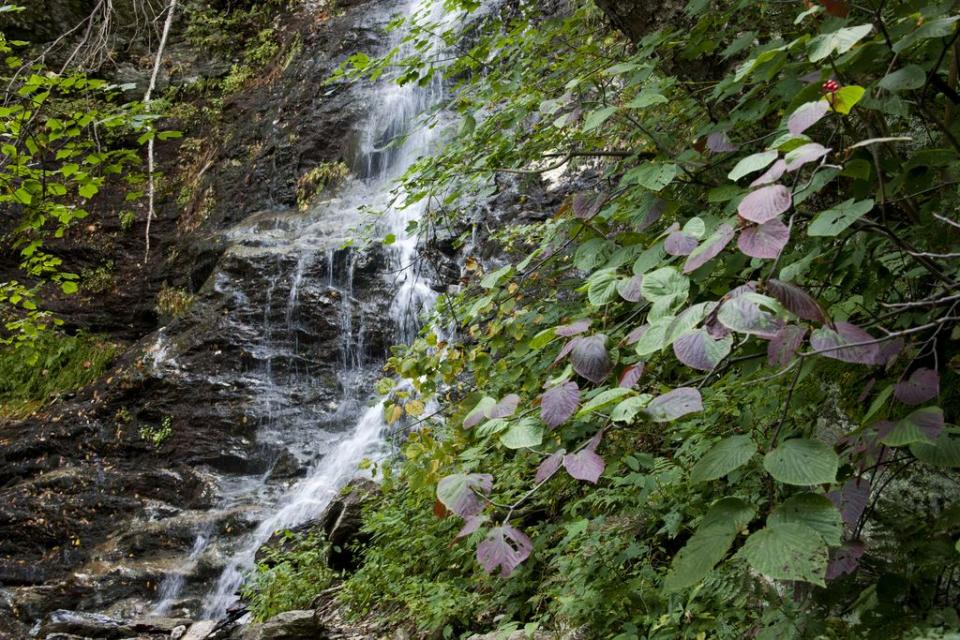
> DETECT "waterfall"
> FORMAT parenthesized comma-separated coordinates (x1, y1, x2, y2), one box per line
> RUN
(178, 0, 456, 620)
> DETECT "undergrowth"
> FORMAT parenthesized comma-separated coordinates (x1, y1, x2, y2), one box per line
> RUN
(0, 332, 116, 418)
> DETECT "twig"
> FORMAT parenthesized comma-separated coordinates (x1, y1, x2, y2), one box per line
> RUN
(143, 0, 178, 263)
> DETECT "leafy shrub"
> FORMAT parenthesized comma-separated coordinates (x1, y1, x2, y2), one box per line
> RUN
(242, 530, 336, 621)
(330, 0, 960, 638)
(156, 284, 195, 319)
(0, 332, 116, 418)
(139, 416, 173, 447)
(296, 162, 350, 209)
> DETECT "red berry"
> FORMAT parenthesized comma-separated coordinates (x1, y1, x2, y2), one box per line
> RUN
(821, 79, 841, 94)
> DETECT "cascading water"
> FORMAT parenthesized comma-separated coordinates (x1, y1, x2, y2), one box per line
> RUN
(163, 0, 458, 620)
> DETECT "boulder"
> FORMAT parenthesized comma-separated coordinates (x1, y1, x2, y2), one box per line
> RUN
(254, 478, 378, 571)
(39, 609, 125, 639)
(241, 610, 325, 640)
(320, 479, 378, 572)
(181, 620, 218, 640)
(123, 617, 193, 635)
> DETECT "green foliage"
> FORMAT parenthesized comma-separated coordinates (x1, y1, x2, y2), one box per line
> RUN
(325, 0, 960, 637)
(241, 530, 335, 622)
(155, 284, 195, 319)
(139, 415, 173, 448)
(296, 162, 350, 209)
(0, 332, 116, 418)
(0, 13, 162, 350)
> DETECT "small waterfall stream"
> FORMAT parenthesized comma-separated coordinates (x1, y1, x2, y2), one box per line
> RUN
(148, 0, 456, 621)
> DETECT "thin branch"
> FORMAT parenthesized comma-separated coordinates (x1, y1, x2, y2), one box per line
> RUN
(143, 0, 178, 263)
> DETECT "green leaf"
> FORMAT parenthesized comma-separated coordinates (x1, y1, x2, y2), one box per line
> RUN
(577, 387, 633, 418)
(768, 493, 843, 546)
(78, 181, 99, 199)
(830, 85, 865, 115)
(808, 24, 873, 62)
(476, 418, 509, 438)
(499, 418, 544, 449)
(383, 233, 397, 245)
(634, 316, 674, 356)
(586, 268, 619, 306)
(877, 65, 926, 92)
(627, 91, 668, 109)
(808, 198, 874, 236)
(610, 394, 652, 423)
(60, 281, 78, 294)
(582, 106, 617, 132)
(682, 217, 706, 239)
(628, 163, 678, 192)
(464, 397, 496, 428)
(727, 150, 778, 182)
(689, 435, 757, 483)
(663, 498, 754, 592)
(481, 264, 512, 289)
(763, 438, 838, 486)
(530, 327, 557, 350)
(910, 433, 960, 468)
(880, 406, 943, 447)
(893, 16, 960, 54)
(640, 266, 689, 304)
(738, 522, 828, 586)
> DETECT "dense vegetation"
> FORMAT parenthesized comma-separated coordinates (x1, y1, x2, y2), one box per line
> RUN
(3, 0, 960, 637)
(322, 0, 960, 638)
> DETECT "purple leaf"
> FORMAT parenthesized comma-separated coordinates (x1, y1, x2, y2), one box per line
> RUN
(904, 406, 945, 440)
(738, 184, 792, 224)
(557, 319, 592, 337)
(707, 131, 739, 153)
(570, 334, 612, 384)
(784, 143, 831, 172)
(788, 100, 830, 135)
(563, 448, 605, 483)
(826, 541, 865, 580)
(541, 382, 579, 429)
(553, 337, 581, 365)
(728, 281, 759, 298)
(489, 394, 520, 419)
(810, 322, 881, 365)
(437, 473, 493, 517)
(705, 318, 731, 339)
(766, 279, 825, 323)
(827, 478, 871, 528)
(464, 397, 495, 429)
(535, 449, 565, 483)
(894, 368, 939, 405)
(571, 191, 606, 220)
(717, 295, 784, 338)
(619, 363, 645, 388)
(617, 275, 644, 302)
(456, 515, 488, 539)
(673, 329, 733, 371)
(665, 231, 699, 256)
(476, 524, 533, 577)
(738, 219, 790, 259)
(644, 387, 703, 422)
(639, 198, 666, 231)
(625, 325, 648, 345)
(750, 159, 787, 187)
(768, 325, 807, 368)
(683, 224, 735, 273)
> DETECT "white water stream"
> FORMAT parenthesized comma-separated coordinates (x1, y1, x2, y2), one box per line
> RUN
(149, 0, 455, 620)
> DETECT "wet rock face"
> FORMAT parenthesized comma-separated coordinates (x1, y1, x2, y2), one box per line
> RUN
(0, 0, 402, 632)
